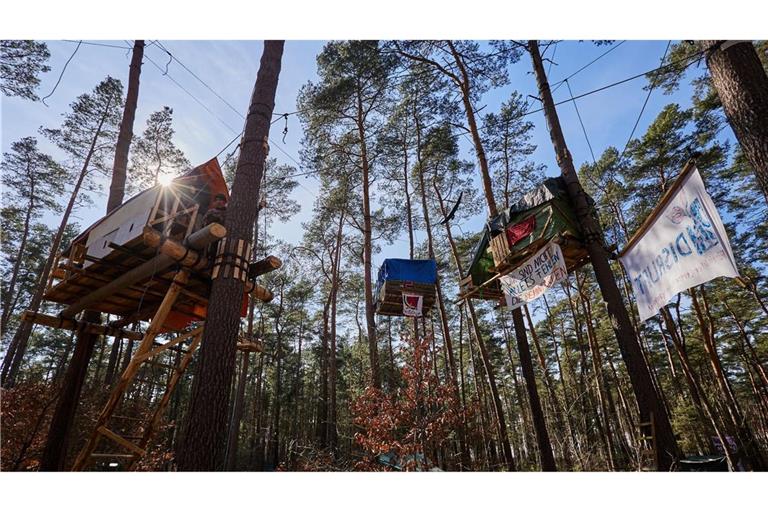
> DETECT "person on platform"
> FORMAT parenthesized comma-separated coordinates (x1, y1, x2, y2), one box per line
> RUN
(203, 193, 227, 226)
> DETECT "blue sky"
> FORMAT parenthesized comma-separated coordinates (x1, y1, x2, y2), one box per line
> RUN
(1, 40, 717, 271)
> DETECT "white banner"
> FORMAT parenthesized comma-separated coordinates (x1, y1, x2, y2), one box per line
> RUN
(500, 241, 568, 310)
(619, 165, 739, 322)
(402, 293, 424, 317)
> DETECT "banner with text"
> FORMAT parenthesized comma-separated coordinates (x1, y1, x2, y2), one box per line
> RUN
(500, 241, 567, 310)
(619, 165, 739, 322)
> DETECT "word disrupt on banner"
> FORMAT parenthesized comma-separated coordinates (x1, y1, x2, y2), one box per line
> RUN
(500, 241, 567, 310)
(619, 165, 739, 321)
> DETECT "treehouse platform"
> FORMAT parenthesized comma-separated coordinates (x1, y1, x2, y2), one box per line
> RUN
(458, 177, 593, 303)
(375, 258, 437, 318)
(37, 158, 277, 332)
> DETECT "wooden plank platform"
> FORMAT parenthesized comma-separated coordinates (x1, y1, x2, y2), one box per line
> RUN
(375, 280, 436, 317)
(44, 231, 211, 323)
(489, 233, 589, 275)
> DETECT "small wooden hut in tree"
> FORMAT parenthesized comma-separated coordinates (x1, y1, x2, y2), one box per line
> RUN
(458, 177, 593, 301)
(374, 258, 437, 318)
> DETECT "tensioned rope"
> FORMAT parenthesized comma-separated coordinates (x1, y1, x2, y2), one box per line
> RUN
(41, 40, 82, 106)
(565, 79, 597, 165)
(617, 40, 673, 162)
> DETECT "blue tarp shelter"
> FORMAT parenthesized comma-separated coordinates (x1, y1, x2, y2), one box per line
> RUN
(376, 258, 437, 288)
(374, 259, 437, 317)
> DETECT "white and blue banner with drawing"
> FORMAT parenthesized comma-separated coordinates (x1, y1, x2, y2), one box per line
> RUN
(619, 165, 739, 322)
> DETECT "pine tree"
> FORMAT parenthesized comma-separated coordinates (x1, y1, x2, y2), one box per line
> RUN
(0, 40, 50, 100)
(108, 40, 144, 212)
(298, 40, 398, 389)
(394, 39, 524, 471)
(0, 138, 67, 335)
(2, 77, 123, 390)
(35, 76, 124, 471)
(701, 41, 768, 205)
(482, 91, 544, 210)
(128, 107, 190, 193)
(178, 41, 284, 471)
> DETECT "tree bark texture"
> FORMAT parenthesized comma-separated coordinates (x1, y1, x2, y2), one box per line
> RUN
(178, 40, 283, 471)
(528, 39, 680, 470)
(703, 40, 768, 205)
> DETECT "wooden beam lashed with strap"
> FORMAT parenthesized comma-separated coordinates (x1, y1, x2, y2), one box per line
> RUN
(71, 270, 199, 471)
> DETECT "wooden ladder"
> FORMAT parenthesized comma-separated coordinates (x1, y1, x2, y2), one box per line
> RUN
(71, 269, 202, 471)
(636, 412, 658, 471)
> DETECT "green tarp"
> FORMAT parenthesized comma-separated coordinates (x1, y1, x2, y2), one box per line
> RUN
(467, 177, 588, 286)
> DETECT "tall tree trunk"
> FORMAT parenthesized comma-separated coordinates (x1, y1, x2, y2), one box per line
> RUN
(178, 41, 283, 471)
(103, 336, 122, 385)
(401, 109, 415, 259)
(575, 288, 617, 470)
(702, 40, 768, 205)
(252, 347, 266, 470)
(528, 39, 680, 470)
(464, 307, 494, 469)
(225, 209, 263, 469)
(445, 40, 498, 218)
(356, 89, 381, 390)
(38, 42, 143, 469)
(523, 304, 572, 469)
(413, 111, 469, 469)
(328, 209, 345, 454)
(225, 309, 254, 470)
(433, 181, 514, 470)
(316, 291, 331, 448)
(513, 306, 557, 471)
(107, 40, 144, 213)
(500, 310, 533, 465)
(271, 283, 285, 469)
(290, 317, 305, 459)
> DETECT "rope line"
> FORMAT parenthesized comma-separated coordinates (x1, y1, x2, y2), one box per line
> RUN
(41, 40, 82, 106)
(143, 53, 240, 134)
(60, 38, 708, 212)
(565, 79, 597, 165)
(62, 40, 131, 50)
(153, 41, 246, 119)
(550, 41, 627, 94)
(525, 46, 706, 120)
(617, 40, 673, 161)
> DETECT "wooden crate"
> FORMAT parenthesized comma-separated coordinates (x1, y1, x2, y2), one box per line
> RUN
(375, 279, 436, 317)
(489, 232, 589, 275)
(488, 232, 514, 274)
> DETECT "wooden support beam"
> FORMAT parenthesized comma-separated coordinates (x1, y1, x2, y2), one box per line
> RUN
(21, 311, 144, 340)
(71, 271, 189, 471)
(126, 330, 203, 471)
(143, 223, 225, 262)
(237, 338, 264, 353)
(248, 255, 282, 278)
(59, 224, 224, 319)
(244, 281, 273, 303)
(90, 453, 136, 460)
(97, 426, 146, 456)
(132, 326, 204, 364)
